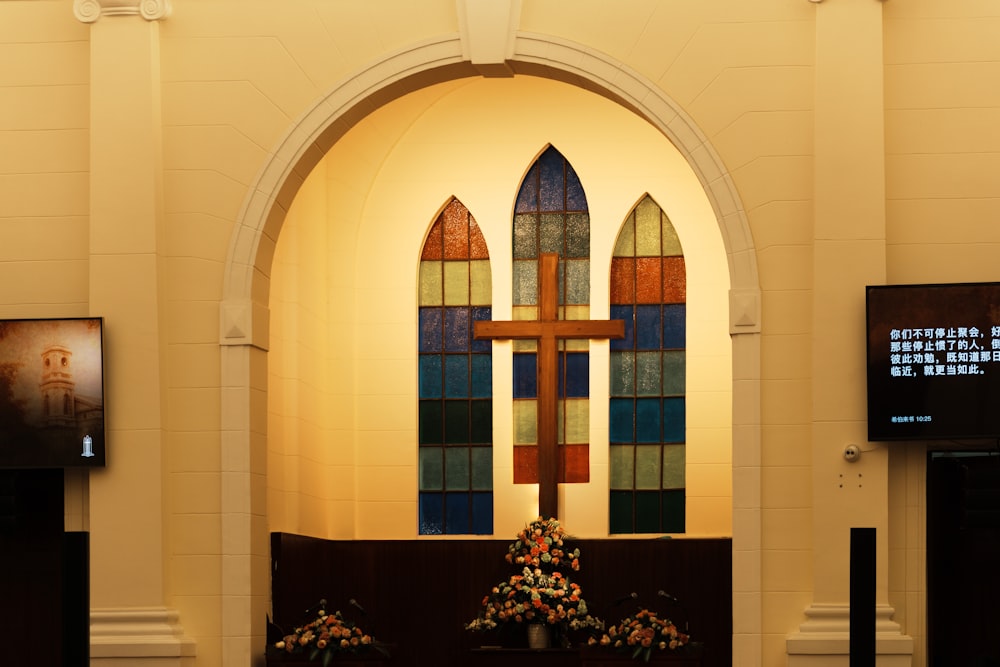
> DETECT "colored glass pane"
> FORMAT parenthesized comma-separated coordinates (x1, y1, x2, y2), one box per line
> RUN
(539, 213, 564, 254)
(513, 214, 538, 258)
(607, 195, 686, 534)
(564, 259, 590, 305)
(560, 399, 589, 444)
(561, 352, 589, 398)
(418, 198, 492, 535)
(513, 400, 537, 444)
(513, 353, 537, 398)
(565, 214, 590, 257)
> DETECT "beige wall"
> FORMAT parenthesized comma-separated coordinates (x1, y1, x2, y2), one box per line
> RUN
(3, 0, 1000, 665)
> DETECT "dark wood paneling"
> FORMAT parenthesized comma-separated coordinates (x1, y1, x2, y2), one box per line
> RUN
(269, 533, 731, 667)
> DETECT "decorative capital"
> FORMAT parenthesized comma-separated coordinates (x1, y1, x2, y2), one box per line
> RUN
(74, 0, 171, 24)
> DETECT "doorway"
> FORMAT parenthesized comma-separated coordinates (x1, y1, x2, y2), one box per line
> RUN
(926, 450, 1000, 667)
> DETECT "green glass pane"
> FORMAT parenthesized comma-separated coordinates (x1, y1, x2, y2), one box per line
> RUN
(635, 491, 661, 533)
(563, 398, 589, 444)
(662, 444, 685, 489)
(635, 351, 662, 396)
(614, 218, 635, 257)
(513, 213, 538, 259)
(419, 261, 443, 306)
(471, 447, 492, 490)
(609, 444, 634, 490)
(512, 259, 538, 306)
(635, 444, 661, 490)
(445, 447, 470, 490)
(469, 260, 492, 306)
(564, 259, 590, 305)
(610, 351, 634, 396)
(609, 491, 634, 534)
(662, 351, 685, 396)
(470, 399, 493, 444)
(514, 399, 537, 444)
(661, 217, 683, 256)
(539, 213, 564, 254)
(662, 489, 685, 533)
(419, 447, 443, 491)
(634, 197, 661, 257)
(419, 401, 443, 444)
(444, 401, 470, 444)
(443, 261, 470, 306)
(565, 213, 590, 257)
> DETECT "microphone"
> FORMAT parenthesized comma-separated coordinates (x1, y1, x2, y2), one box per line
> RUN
(614, 591, 638, 605)
(349, 598, 367, 615)
(657, 591, 687, 633)
(303, 598, 328, 618)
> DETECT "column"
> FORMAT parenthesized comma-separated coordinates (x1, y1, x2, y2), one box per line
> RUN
(787, 0, 911, 664)
(75, 1, 195, 664)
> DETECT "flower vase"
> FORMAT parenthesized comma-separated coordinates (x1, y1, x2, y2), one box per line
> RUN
(526, 624, 551, 649)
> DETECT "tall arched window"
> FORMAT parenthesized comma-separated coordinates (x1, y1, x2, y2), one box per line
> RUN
(609, 195, 686, 533)
(417, 198, 493, 534)
(511, 146, 592, 485)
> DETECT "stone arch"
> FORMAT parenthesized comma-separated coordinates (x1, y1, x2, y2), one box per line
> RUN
(220, 34, 761, 667)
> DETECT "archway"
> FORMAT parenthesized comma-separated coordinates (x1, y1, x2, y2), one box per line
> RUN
(221, 35, 761, 667)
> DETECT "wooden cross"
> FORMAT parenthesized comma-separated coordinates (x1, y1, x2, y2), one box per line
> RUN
(474, 253, 624, 520)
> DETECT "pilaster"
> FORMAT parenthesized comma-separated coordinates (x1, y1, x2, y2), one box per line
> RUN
(787, 0, 911, 662)
(79, 3, 193, 664)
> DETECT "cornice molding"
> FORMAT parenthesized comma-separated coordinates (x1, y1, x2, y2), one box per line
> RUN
(74, 0, 171, 24)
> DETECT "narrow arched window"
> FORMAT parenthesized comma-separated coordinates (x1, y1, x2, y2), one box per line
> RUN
(417, 198, 493, 535)
(609, 195, 686, 533)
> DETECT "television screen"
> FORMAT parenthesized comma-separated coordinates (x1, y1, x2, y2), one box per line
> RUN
(0, 317, 106, 467)
(867, 283, 1000, 441)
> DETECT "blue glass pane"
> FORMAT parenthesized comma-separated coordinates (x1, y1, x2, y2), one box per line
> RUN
(663, 397, 685, 443)
(471, 492, 494, 534)
(636, 305, 661, 350)
(419, 493, 443, 535)
(419, 308, 442, 352)
(419, 355, 442, 398)
(663, 304, 686, 349)
(513, 353, 537, 398)
(565, 165, 587, 212)
(538, 148, 565, 212)
(444, 307, 470, 352)
(470, 354, 492, 398)
(610, 305, 634, 351)
(444, 355, 470, 398)
(636, 397, 661, 443)
(609, 398, 634, 443)
(445, 492, 471, 534)
(561, 352, 589, 398)
(471, 306, 493, 352)
(515, 166, 539, 213)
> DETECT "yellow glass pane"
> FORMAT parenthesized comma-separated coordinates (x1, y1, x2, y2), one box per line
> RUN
(661, 216, 682, 256)
(419, 261, 442, 306)
(613, 216, 635, 257)
(634, 196, 661, 257)
(514, 399, 537, 444)
(443, 261, 470, 306)
(662, 444, 685, 489)
(469, 259, 492, 306)
(562, 398, 589, 444)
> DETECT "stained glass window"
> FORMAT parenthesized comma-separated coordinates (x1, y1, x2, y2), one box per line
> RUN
(608, 195, 686, 534)
(418, 198, 493, 535)
(511, 146, 592, 484)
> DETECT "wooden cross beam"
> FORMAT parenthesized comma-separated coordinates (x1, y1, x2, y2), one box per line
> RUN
(474, 253, 624, 520)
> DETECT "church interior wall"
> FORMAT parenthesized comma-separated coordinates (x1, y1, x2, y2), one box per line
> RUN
(5, 0, 1000, 665)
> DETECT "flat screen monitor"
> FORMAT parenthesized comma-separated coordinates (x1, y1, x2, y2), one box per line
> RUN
(867, 283, 1000, 441)
(0, 317, 106, 467)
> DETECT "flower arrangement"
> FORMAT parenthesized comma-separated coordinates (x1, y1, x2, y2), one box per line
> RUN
(505, 516, 580, 572)
(466, 566, 603, 633)
(589, 608, 690, 662)
(273, 606, 387, 666)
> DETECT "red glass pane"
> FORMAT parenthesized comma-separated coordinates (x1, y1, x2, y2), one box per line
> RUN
(469, 220, 489, 259)
(662, 256, 686, 304)
(443, 200, 470, 259)
(422, 219, 443, 260)
(559, 444, 590, 483)
(610, 257, 635, 304)
(513, 445, 538, 484)
(635, 257, 662, 304)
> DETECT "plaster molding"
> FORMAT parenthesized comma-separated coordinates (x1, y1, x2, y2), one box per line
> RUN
(90, 606, 195, 658)
(457, 0, 521, 76)
(74, 0, 171, 24)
